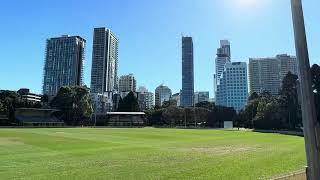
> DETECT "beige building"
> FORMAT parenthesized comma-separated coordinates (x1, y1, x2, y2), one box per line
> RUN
(249, 54, 297, 96)
(119, 74, 136, 92)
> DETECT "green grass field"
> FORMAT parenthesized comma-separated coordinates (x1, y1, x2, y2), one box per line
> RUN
(0, 128, 306, 180)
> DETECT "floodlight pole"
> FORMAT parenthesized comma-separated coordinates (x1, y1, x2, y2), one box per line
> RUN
(291, 0, 320, 179)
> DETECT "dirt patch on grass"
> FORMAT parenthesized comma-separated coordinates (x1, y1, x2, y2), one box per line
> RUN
(0, 138, 24, 145)
(178, 145, 263, 155)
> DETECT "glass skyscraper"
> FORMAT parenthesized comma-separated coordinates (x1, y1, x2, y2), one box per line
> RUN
(90, 27, 119, 94)
(42, 35, 86, 96)
(181, 36, 194, 107)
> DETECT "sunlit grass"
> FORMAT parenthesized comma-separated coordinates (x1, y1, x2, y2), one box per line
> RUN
(0, 128, 306, 179)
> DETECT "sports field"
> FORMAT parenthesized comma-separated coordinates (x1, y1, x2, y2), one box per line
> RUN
(0, 128, 306, 179)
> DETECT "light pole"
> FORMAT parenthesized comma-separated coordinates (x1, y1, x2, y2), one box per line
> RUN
(291, 0, 320, 179)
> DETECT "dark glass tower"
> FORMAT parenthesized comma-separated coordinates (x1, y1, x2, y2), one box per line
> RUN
(181, 36, 194, 107)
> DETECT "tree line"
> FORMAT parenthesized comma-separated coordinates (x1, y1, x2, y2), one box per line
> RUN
(145, 64, 320, 130)
(1, 64, 319, 129)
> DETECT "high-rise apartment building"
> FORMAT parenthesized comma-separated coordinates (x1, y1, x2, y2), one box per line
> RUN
(181, 36, 194, 107)
(137, 86, 154, 111)
(119, 74, 136, 92)
(249, 54, 297, 95)
(155, 85, 172, 107)
(214, 40, 231, 98)
(43, 35, 85, 96)
(194, 91, 210, 104)
(171, 93, 181, 107)
(278, 54, 298, 82)
(90, 27, 119, 93)
(216, 62, 248, 112)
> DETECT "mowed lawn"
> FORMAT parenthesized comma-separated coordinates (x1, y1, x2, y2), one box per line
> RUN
(0, 128, 306, 180)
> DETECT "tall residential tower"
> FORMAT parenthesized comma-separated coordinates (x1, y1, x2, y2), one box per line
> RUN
(43, 35, 86, 96)
(90, 27, 119, 93)
(249, 54, 297, 95)
(180, 36, 194, 107)
(214, 40, 231, 98)
(119, 74, 137, 92)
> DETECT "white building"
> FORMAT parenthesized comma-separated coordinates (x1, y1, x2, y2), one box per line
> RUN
(216, 62, 248, 112)
(155, 85, 172, 107)
(119, 74, 136, 92)
(249, 54, 297, 95)
(137, 86, 154, 111)
(92, 92, 114, 114)
(214, 40, 231, 97)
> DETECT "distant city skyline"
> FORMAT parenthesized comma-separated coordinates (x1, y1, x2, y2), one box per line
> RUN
(0, 0, 319, 96)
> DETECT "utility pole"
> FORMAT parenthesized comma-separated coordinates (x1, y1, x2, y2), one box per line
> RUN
(291, 0, 320, 179)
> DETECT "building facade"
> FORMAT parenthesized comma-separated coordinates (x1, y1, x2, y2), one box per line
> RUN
(249, 54, 297, 96)
(119, 74, 136, 92)
(216, 62, 248, 112)
(92, 92, 114, 114)
(17, 88, 42, 103)
(171, 93, 181, 107)
(43, 35, 85, 96)
(214, 40, 231, 97)
(90, 27, 119, 94)
(194, 91, 209, 105)
(137, 86, 154, 111)
(181, 36, 194, 107)
(155, 85, 172, 107)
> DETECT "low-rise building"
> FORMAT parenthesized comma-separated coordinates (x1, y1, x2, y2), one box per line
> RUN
(91, 92, 114, 115)
(17, 88, 41, 103)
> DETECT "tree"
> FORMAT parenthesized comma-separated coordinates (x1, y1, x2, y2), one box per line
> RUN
(242, 98, 260, 128)
(311, 64, 320, 93)
(311, 64, 320, 123)
(195, 101, 214, 110)
(0, 101, 4, 113)
(145, 108, 165, 126)
(50, 86, 93, 126)
(41, 94, 49, 103)
(254, 97, 283, 130)
(117, 91, 139, 112)
(280, 72, 301, 129)
(248, 92, 259, 101)
(162, 106, 184, 126)
(162, 99, 177, 108)
(0, 91, 21, 124)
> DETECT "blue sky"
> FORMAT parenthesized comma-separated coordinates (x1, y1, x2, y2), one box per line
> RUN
(0, 0, 319, 97)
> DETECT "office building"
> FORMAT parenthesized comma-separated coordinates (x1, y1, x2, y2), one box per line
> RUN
(155, 85, 172, 107)
(90, 27, 119, 93)
(181, 36, 194, 107)
(249, 54, 297, 95)
(43, 35, 85, 96)
(119, 74, 136, 92)
(216, 62, 248, 112)
(194, 91, 209, 104)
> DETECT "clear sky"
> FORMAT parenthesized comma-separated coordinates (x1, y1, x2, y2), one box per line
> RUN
(0, 0, 319, 97)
